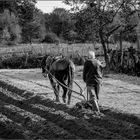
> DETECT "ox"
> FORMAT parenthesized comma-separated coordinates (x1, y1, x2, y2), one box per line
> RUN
(41, 55, 75, 105)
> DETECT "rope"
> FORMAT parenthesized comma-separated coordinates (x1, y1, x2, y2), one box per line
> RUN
(73, 80, 83, 93)
(0, 72, 87, 101)
(45, 68, 86, 101)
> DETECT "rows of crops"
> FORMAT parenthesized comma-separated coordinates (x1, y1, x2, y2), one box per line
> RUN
(0, 42, 135, 57)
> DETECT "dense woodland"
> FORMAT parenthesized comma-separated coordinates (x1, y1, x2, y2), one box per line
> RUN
(0, 0, 139, 44)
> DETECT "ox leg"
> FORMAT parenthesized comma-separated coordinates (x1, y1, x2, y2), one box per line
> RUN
(61, 82, 67, 104)
(54, 84, 60, 102)
(67, 90, 72, 105)
(55, 71, 68, 104)
(67, 81, 73, 105)
(56, 85, 60, 101)
(67, 68, 74, 105)
(49, 76, 60, 102)
(62, 88, 67, 104)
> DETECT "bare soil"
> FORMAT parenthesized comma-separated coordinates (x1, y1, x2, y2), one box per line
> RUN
(0, 67, 140, 139)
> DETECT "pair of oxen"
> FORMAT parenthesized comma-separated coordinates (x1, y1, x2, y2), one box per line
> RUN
(40, 55, 75, 105)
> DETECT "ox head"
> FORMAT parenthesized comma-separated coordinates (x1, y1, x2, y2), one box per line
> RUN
(40, 54, 66, 78)
(41, 55, 56, 78)
(40, 55, 50, 77)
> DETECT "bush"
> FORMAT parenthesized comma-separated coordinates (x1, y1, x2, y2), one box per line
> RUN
(42, 32, 59, 43)
(72, 55, 85, 66)
(0, 52, 86, 69)
(0, 54, 41, 69)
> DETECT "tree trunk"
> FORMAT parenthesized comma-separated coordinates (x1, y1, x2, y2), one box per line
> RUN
(136, 23, 140, 52)
(30, 36, 32, 45)
(106, 36, 109, 51)
(99, 30, 110, 72)
(119, 32, 123, 69)
(137, 34, 140, 52)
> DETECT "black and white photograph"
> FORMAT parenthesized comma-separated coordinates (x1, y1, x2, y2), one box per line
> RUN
(0, 0, 140, 139)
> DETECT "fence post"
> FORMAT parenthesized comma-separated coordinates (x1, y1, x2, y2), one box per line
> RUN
(25, 52, 28, 67)
(67, 46, 68, 56)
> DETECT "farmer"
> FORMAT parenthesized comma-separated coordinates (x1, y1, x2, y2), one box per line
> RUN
(83, 51, 106, 112)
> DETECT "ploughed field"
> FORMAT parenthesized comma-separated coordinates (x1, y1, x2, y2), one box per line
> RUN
(0, 67, 140, 139)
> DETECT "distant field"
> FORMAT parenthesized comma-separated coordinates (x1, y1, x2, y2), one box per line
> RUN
(0, 42, 134, 57)
(0, 43, 102, 57)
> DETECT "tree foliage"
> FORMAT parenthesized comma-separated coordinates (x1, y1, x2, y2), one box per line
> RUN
(0, 9, 21, 44)
(44, 8, 76, 42)
(0, 0, 139, 47)
(0, 0, 46, 44)
(42, 32, 59, 43)
(63, 0, 140, 69)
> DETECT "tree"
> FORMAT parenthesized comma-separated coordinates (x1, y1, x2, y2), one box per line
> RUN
(0, 9, 21, 44)
(44, 8, 76, 42)
(64, 0, 140, 70)
(21, 8, 46, 43)
(44, 13, 51, 32)
(35, 9, 46, 42)
(0, 0, 46, 44)
(22, 22, 40, 43)
(16, 0, 46, 43)
(48, 13, 63, 36)
(18, 0, 37, 43)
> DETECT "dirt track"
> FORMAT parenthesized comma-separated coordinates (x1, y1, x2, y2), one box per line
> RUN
(0, 68, 140, 139)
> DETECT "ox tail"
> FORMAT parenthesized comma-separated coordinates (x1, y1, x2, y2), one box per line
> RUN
(41, 56, 47, 73)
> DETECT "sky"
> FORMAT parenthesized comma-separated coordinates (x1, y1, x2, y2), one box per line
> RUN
(36, 0, 71, 13)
